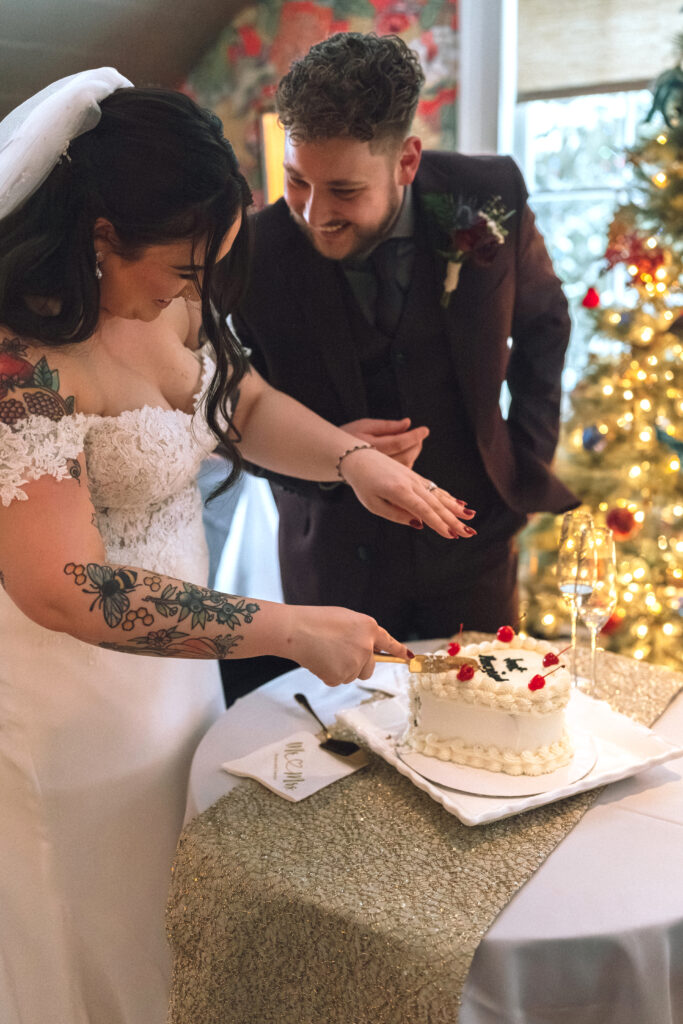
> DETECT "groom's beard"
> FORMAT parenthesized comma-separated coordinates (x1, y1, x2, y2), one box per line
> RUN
(287, 194, 403, 262)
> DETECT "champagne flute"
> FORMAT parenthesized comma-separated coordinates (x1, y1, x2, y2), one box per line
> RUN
(557, 510, 594, 686)
(577, 527, 618, 693)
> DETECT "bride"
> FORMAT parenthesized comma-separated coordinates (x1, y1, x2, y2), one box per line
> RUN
(0, 69, 474, 1023)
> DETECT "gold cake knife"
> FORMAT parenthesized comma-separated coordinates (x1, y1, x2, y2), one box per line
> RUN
(374, 652, 478, 673)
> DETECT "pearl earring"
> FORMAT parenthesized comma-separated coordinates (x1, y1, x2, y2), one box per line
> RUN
(95, 251, 104, 280)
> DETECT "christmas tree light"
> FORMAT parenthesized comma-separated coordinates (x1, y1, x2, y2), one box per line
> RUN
(520, 50, 683, 670)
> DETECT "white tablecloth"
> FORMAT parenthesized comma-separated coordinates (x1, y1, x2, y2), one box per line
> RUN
(186, 666, 683, 1024)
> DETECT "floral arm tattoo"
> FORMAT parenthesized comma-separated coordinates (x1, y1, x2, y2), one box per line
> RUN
(64, 562, 260, 658)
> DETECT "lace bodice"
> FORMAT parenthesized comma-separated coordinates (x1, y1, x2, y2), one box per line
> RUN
(0, 347, 222, 579)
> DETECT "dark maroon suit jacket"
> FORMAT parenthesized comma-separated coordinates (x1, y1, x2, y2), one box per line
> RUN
(232, 151, 578, 611)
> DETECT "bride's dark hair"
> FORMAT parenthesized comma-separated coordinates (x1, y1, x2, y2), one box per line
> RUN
(0, 86, 253, 491)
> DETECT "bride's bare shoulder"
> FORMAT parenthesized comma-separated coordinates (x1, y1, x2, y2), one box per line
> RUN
(0, 326, 100, 421)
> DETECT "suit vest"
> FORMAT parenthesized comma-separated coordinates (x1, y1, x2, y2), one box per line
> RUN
(337, 214, 510, 527)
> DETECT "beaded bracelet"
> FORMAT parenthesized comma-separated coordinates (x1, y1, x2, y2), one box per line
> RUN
(335, 443, 375, 481)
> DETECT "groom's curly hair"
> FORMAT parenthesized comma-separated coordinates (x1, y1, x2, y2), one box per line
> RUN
(276, 33, 425, 148)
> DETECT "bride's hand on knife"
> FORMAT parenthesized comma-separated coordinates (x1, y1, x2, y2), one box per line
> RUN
(336, 445, 477, 540)
(282, 605, 412, 687)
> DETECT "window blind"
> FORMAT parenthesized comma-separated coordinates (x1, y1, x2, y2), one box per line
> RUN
(518, 0, 680, 100)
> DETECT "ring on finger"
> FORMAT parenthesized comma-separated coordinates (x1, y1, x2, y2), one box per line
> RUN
(426, 480, 438, 492)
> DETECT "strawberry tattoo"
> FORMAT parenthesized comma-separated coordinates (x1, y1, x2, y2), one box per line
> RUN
(0, 337, 34, 394)
(0, 336, 75, 427)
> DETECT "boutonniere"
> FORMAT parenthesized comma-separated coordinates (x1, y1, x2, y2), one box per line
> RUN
(423, 193, 514, 307)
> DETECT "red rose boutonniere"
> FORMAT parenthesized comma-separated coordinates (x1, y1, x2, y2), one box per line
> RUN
(423, 193, 514, 307)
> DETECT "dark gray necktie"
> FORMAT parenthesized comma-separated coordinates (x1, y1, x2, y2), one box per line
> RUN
(371, 238, 404, 336)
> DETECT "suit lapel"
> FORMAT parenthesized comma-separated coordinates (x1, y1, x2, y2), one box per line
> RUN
(414, 177, 509, 433)
(445, 259, 511, 435)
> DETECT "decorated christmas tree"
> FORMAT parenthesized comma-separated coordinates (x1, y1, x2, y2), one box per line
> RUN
(520, 49, 683, 671)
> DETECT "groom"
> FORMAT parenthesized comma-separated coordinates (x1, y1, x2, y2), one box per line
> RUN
(227, 32, 577, 694)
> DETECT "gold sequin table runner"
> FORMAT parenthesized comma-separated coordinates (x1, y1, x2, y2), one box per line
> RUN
(167, 642, 683, 1024)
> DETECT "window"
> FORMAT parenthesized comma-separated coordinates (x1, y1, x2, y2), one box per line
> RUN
(513, 88, 653, 392)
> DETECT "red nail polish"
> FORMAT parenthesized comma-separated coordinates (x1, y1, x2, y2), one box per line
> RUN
(406, 649, 416, 659)
(464, 525, 477, 536)
(448, 529, 460, 539)
(410, 519, 423, 529)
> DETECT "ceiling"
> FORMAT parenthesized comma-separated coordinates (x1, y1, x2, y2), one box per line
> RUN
(0, 0, 247, 120)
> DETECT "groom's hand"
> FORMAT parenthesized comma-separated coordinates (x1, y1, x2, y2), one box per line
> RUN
(341, 417, 429, 469)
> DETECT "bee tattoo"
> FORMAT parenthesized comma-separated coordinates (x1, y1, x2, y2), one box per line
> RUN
(65, 563, 140, 628)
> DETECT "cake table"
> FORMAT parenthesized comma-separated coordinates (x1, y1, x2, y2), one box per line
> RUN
(168, 640, 683, 1023)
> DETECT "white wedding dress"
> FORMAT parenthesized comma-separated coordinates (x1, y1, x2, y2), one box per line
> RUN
(0, 348, 226, 1024)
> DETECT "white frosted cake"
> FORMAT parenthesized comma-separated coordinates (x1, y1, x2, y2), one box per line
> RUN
(404, 631, 573, 776)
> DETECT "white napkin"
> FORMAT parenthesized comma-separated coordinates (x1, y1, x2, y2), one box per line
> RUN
(357, 663, 409, 697)
(222, 730, 368, 802)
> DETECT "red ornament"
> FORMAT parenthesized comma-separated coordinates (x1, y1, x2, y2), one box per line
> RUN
(601, 610, 624, 636)
(496, 625, 515, 643)
(604, 232, 664, 278)
(605, 506, 638, 541)
(582, 287, 600, 309)
(457, 664, 475, 681)
(528, 674, 546, 691)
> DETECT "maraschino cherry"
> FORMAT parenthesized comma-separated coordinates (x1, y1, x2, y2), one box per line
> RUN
(496, 625, 515, 643)
(542, 644, 571, 668)
(448, 622, 465, 656)
(528, 663, 562, 692)
(456, 664, 475, 681)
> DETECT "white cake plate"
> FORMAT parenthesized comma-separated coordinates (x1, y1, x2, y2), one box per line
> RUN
(336, 684, 683, 825)
(397, 732, 597, 798)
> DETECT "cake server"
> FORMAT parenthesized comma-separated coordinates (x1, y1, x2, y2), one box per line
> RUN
(293, 692, 361, 757)
(374, 653, 478, 673)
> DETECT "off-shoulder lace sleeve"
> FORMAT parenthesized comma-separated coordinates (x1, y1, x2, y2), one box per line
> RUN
(0, 414, 88, 507)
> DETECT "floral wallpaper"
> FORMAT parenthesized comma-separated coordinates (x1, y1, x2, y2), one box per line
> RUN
(182, 0, 459, 207)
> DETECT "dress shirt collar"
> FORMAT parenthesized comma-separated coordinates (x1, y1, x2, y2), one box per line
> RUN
(342, 186, 415, 269)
